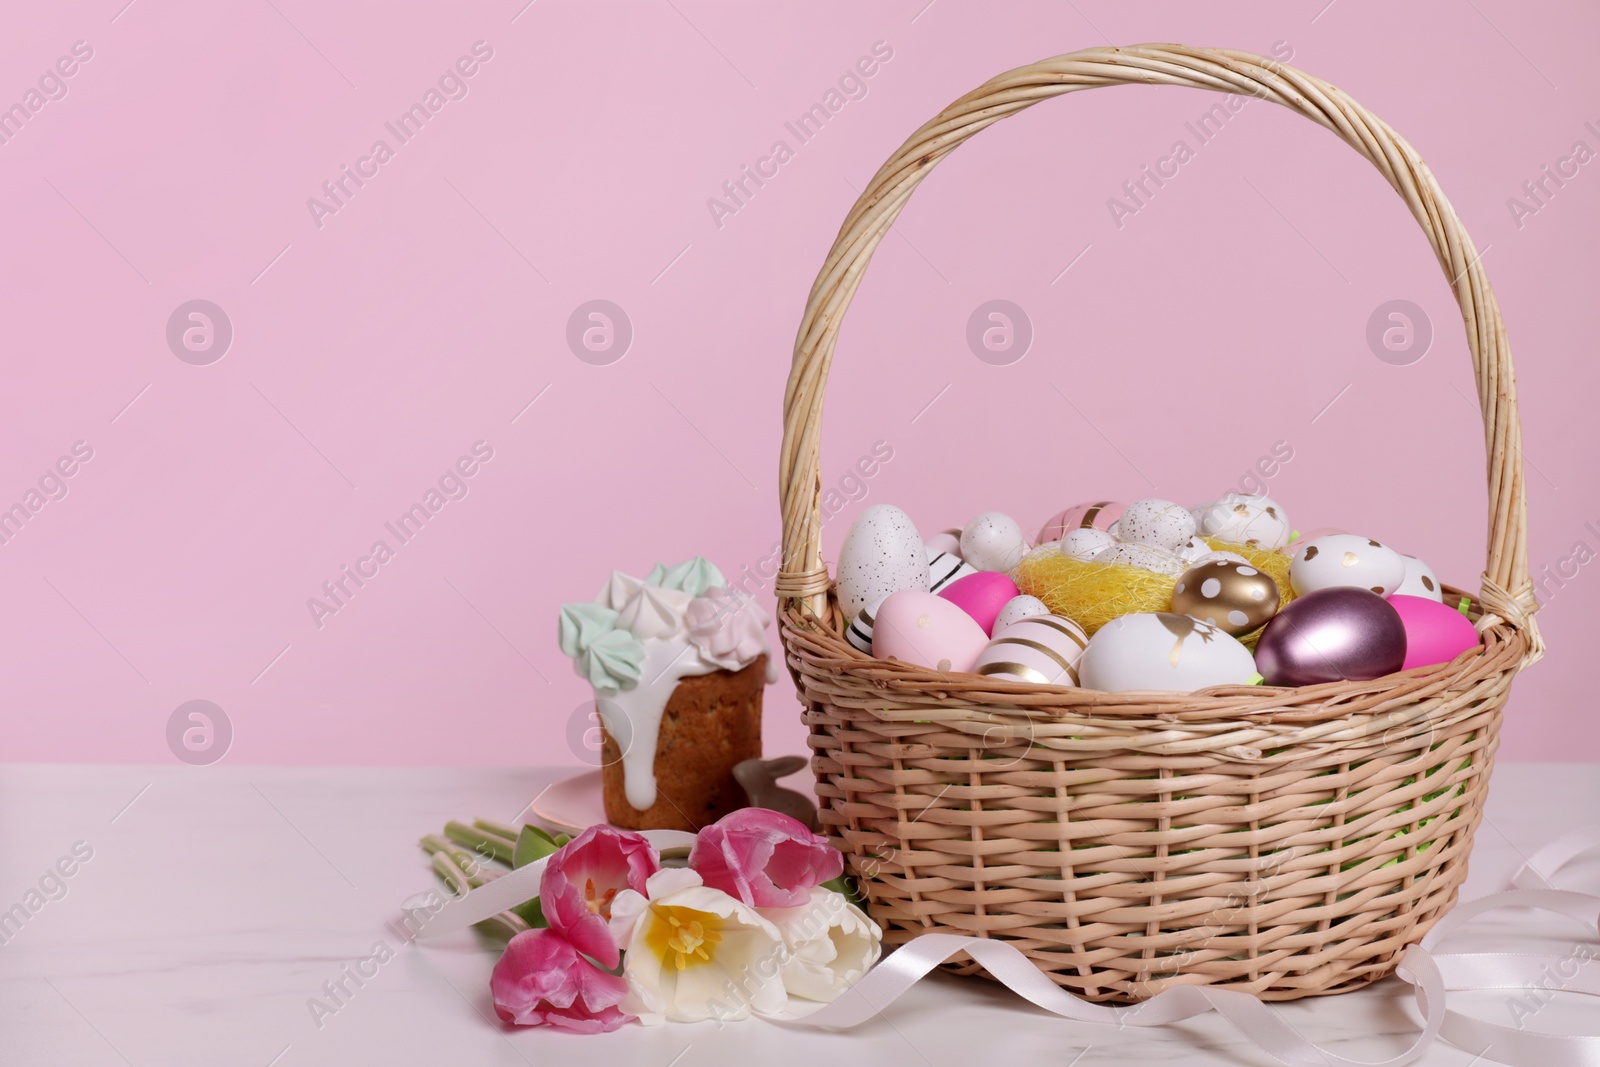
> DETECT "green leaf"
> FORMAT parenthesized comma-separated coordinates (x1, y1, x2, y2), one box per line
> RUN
(822, 874, 868, 911)
(512, 825, 562, 869)
(510, 896, 547, 928)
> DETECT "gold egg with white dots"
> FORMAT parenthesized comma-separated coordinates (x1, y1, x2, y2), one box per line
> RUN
(1172, 560, 1281, 637)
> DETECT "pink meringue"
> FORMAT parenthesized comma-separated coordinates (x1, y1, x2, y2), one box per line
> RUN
(684, 586, 771, 672)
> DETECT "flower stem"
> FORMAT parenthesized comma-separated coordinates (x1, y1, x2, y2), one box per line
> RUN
(472, 817, 520, 844)
(444, 820, 513, 865)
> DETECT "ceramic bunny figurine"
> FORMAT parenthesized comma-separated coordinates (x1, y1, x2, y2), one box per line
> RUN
(733, 756, 820, 831)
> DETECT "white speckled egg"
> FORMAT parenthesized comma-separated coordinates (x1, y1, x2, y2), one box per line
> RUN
(924, 529, 962, 562)
(928, 552, 978, 595)
(1093, 542, 1189, 576)
(1061, 527, 1115, 561)
(1079, 612, 1258, 693)
(973, 614, 1088, 686)
(872, 590, 989, 672)
(960, 512, 1026, 572)
(1118, 499, 1197, 551)
(844, 594, 885, 653)
(992, 594, 1050, 632)
(1289, 534, 1407, 597)
(836, 504, 929, 622)
(1394, 555, 1444, 601)
(1198, 493, 1292, 550)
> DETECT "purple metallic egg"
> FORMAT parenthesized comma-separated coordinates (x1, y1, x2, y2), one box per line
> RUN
(1254, 587, 1407, 687)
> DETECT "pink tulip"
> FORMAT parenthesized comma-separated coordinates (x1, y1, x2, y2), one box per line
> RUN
(689, 807, 843, 908)
(491, 929, 632, 1033)
(541, 825, 659, 968)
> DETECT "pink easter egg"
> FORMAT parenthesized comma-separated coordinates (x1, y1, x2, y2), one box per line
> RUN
(937, 571, 1022, 636)
(1389, 594, 1479, 670)
(1038, 501, 1125, 544)
(871, 590, 990, 673)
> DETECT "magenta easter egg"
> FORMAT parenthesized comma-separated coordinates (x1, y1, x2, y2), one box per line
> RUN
(1037, 501, 1125, 544)
(871, 590, 990, 673)
(938, 571, 1021, 635)
(1390, 594, 1478, 670)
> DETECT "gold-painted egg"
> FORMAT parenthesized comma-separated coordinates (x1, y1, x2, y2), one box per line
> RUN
(1172, 560, 1280, 636)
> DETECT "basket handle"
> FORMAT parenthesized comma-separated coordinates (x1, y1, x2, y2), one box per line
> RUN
(777, 43, 1541, 654)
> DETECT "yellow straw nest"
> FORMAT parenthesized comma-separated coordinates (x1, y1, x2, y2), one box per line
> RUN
(1011, 537, 1297, 644)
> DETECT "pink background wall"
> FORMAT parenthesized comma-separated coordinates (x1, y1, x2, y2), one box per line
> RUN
(1, 0, 1595, 767)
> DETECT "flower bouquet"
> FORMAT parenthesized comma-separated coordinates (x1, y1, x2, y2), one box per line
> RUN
(420, 807, 881, 1033)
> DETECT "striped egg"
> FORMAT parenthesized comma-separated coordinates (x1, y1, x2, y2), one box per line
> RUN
(972, 614, 1088, 687)
(844, 594, 885, 654)
(1037, 500, 1125, 543)
(929, 551, 978, 594)
(924, 529, 962, 562)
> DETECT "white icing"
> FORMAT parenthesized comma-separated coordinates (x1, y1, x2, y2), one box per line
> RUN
(594, 637, 721, 811)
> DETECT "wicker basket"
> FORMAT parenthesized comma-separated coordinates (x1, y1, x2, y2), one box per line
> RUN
(775, 44, 1544, 1002)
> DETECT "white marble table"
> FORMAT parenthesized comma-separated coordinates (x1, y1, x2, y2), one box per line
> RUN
(2, 763, 1596, 1067)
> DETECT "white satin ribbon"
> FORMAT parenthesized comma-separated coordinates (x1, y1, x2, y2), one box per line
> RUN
(410, 825, 1600, 1066)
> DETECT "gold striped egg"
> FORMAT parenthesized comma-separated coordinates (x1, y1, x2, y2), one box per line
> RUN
(972, 614, 1088, 686)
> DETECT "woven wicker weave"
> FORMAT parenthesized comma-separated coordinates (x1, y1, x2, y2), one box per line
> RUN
(775, 44, 1544, 1002)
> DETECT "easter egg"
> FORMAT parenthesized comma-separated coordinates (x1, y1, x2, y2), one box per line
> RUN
(1037, 501, 1125, 543)
(938, 571, 1022, 635)
(973, 615, 1088, 686)
(843, 594, 884, 654)
(1394, 555, 1443, 601)
(837, 505, 928, 622)
(1289, 534, 1406, 597)
(924, 529, 962, 562)
(992, 594, 1050, 632)
(1079, 612, 1257, 693)
(1253, 587, 1406, 686)
(1172, 560, 1280, 636)
(929, 552, 978, 595)
(1196, 550, 1252, 567)
(960, 512, 1026, 572)
(1118, 499, 1197, 551)
(1198, 493, 1292, 550)
(872, 590, 990, 673)
(1061, 527, 1115, 561)
(1176, 537, 1212, 564)
(1390, 595, 1478, 669)
(1093, 542, 1188, 576)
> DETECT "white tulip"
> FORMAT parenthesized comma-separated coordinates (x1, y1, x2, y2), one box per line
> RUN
(758, 887, 882, 1002)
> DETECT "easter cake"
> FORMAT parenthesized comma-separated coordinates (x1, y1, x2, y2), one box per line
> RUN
(558, 558, 776, 832)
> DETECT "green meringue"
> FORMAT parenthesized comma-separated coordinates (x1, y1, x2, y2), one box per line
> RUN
(649, 556, 726, 598)
(578, 628, 645, 692)
(558, 602, 618, 659)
